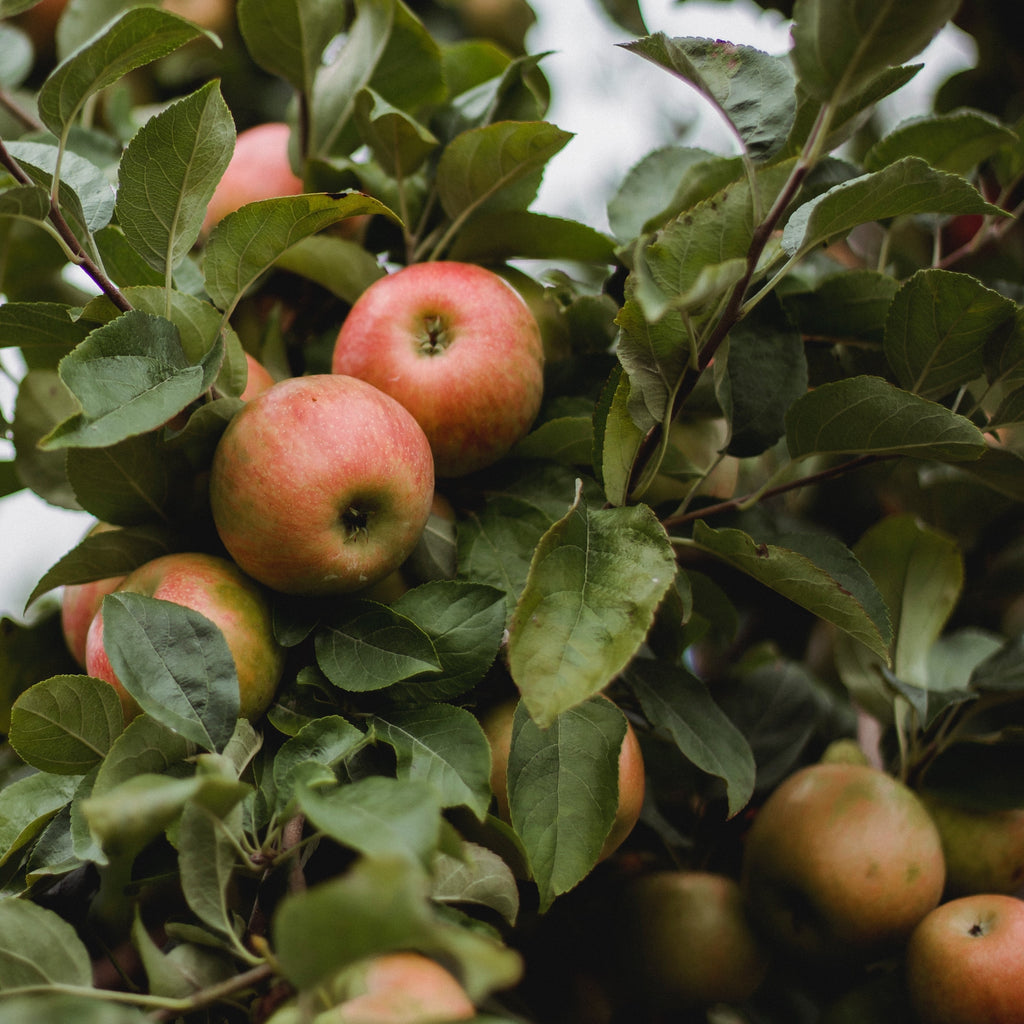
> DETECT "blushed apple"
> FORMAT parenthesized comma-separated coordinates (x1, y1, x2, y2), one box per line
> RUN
(905, 893, 1024, 1024)
(240, 352, 275, 401)
(208, 374, 435, 596)
(331, 261, 544, 478)
(202, 122, 304, 236)
(740, 762, 946, 970)
(84, 551, 285, 721)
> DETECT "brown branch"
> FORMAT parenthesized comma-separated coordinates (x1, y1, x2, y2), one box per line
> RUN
(0, 88, 45, 134)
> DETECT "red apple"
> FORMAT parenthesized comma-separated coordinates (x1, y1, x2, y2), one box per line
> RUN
(84, 551, 285, 721)
(906, 894, 1024, 1024)
(330, 952, 475, 1023)
(482, 694, 645, 862)
(612, 870, 770, 1010)
(208, 374, 435, 596)
(60, 522, 126, 669)
(740, 762, 946, 970)
(240, 352, 275, 401)
(331, 261, 544, 478)
(201, 122, 304, 236)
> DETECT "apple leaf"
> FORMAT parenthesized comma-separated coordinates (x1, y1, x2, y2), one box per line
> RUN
(508, 483, 677, 727)
(430, 840, 520, 927)
(37, 7, 213, 142)
(833, 515, 963, 722)
(790, 0, 959, 105)
(507, 697, 625, 910)
(237, 0, 346, 96)
(202, 192, 398, 315)
(435, 120, 573, 221)
(0, 301, 94, 366)
(625, 658, 755, 817)
(273, 234, 386, 305)
(0, 183, 49, 222)
(41, 311, 223, 451)
(785, 375, 988, 462)
(593, 364, 647, 507)
(781, 269, 900, 343)
(295, 775, 444, 870)
(92, 714, 195, 800)
(315, 601, 441, 693)
(621, 34, 796, 163)
(271, 715, 368, 812)
(101, 592, 240, 753)
(355, 86, 439, 177)
(691, 521, 892, 661)
(0, 897, 93, 990)
(0, 771, 79, 871)
(883, 269, 1016, 400)
(447, 210, 616, 264)
(371, 703, 493, 821)
(781, 157, 1006, 260)
(115, 80, 236, 275)
(9, 676, 123, 775)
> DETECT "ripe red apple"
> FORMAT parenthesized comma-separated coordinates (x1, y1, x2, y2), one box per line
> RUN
(331, 261, 544, 478)
(84, 551, 285, 722)
(921, 792, 1024, 897)
(611, 870, 770, 1011)
(208, 374, 435, 596)
(740, 762, 946, 970)
(60, 522, 126, 669)
(201, 122, 304, 236)
(905, 894, 1024, 1024)
(330, 952, 475, 1023)
(240, 352, 275, 401)
(482, 694, 645, 862)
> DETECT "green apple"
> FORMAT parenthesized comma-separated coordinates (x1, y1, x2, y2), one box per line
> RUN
(84, 551, 285, 721)
(740, 762, 946, 969)
(906, 893, 1024, 1024)
(332, 261, 544, 478)
(209, 374, 435, 596)
(921, 791, 1024, 896)
(612, 870, 770, 1011)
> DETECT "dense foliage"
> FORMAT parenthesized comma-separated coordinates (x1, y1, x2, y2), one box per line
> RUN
(0, 0, 1023, 1020)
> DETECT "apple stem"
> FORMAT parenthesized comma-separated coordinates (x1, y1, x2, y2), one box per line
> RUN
(418, 314, 449, 355)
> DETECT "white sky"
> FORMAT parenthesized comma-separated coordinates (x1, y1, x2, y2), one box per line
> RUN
(0, 0, 979, 619)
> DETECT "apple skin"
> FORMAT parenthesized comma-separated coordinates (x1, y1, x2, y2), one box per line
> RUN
(740, 762, 946, 970)
(921, 792, 1024, 897)
(482, 694, 645, 862)
(612, 870, 770, 1011)
(240, 352, 275, 401)
(905, 894, 1024, 1024)
(202, 122, 304, 235)
(209, 374, 435, 596)
(331, 261, 544, 478)
(84, 551, 285, 722)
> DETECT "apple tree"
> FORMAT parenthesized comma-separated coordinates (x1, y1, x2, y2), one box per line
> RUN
(0, 0, 1023, 1020)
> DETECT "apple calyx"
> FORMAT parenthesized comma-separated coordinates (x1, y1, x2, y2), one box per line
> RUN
(417, 313, 452, 356)
(341, 505, 372, 541)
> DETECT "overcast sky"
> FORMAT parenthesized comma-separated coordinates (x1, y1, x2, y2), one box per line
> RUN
(0, 0, 977, 620)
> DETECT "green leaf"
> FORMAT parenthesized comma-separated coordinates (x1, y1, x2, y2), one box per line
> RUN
(0, 995, 145, 1023)
(691, 521, 892, 660)
(833, 515, 963, 721)
(512, 415, 594, 467)
(435, 120, 573, 220)
(372, 704, 493, 820)
(0, 23, 32, 88)
(237, 0, 345, 96)
(0, 771, 79, 870)
(781, 157, 1006, 259)
(91, 714, 194, 798)
(0, 898, 92, 990)
(508, 484, 677, 727)
(507, 697, 625, 910)
(447, 210, 616, 264)
(355, 86, 439, 177)
(9, 676, 123, 774)
(0, 302, 93, 362)
(102, 592, 240, 753)
(785, 375, 988, 462)
(296, 776, 444, 869)
(115, 80, 236, 274)
(781, 269, 900, 343)
(272, 715, 367, 811)
(202, 192, 397, 314)
(0, 183, 50, 222)
(790, 0, 959, 105)
(273, 234, 386, 305)
(883, 269, 1016, 400)
(593, 365, 647, 506)
(621, 34, 795, 162)
(315, 602, 441, 693)
(41, 311, 221, 450)
(37, 7, 212, 142)
(626, 658, 755, 816)
(865, 108, 1019, 175)
(430, 840, 519, 927)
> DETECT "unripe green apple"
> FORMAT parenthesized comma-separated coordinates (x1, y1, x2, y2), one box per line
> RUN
(921, 791, 1024, 897)
(612, 870, 770, 1011)
(332, 262, 544, 478)
(84, 551, 285, 722)
(906, 893, 1024, 1024)
(740, 762, 946, 970)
